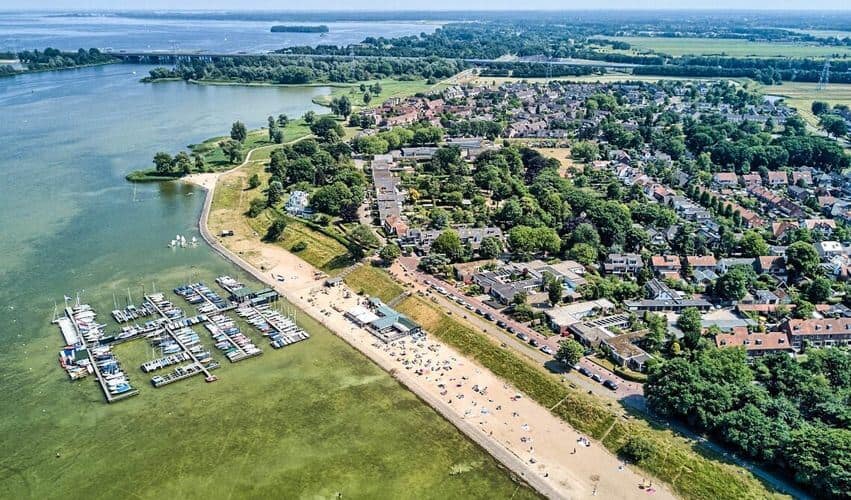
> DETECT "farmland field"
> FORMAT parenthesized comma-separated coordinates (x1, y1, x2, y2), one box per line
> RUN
(604, 36, 851, 58)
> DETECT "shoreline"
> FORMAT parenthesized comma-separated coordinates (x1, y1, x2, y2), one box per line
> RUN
(188, 158, 675, 500)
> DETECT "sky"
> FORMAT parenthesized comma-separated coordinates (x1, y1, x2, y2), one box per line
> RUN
(5, 1, 851, 10)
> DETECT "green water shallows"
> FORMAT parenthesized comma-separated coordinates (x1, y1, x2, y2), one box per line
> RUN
(0, 65, 536, 499)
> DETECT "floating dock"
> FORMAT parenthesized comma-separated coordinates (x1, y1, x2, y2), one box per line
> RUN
(63, 306, 139, 403)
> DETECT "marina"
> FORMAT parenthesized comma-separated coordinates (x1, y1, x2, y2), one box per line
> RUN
(52, 277, 306, 402)
(236, 303, 310, 349)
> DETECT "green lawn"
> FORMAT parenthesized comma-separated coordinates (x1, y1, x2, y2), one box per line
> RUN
(213, 175, 354, 275)
(344, 264, 405, 303)
(191, 120, 312, 170)
(605, 36, 851, 58)
(395, 293, 787, 500)
(313, 79, 446, 109)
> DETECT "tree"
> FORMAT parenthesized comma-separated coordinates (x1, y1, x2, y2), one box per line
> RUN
(264, 215, 287, 242)
(330, 96, 352, 118)
(270, 127, 284, 144)
(303, 110, 316, 124)
(379, 243, 401, 265)
(193, 153, 206, 172)
(310, 116, 344, 142)
(220, 139, 243, 164)
(248, 173, 261, 189)
(786, 241, 820, 280)
(811, 101, 830, 116)
(739, 230, 769, 257)
(621, 435, 655, 463)
(230, 121, 247, 142)
(153, 152, 173, 173)
(820, 114, 848, 139)
(247, 197, 265, 217)
(174, 151, 192, 175)
(266, 180, 284, 207)
(547, 279, 563, 306)
(555, 339, 584, 366)
(431, 229, 464, 262)
(348, 224, 380, 259)
(362, 92, 372, 104)
(715, 264, 756, 302)
(568, 242, 598, 266)
(276, 113, 289, 127)
(571, 140, 599, 162)
(428, 207, 451, 229)
(807, 276, 833, 303)
(677, 307, 703, 349)
(479, 236, 502, 259)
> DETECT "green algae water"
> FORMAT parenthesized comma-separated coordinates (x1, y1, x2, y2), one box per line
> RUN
(0, 65, 536, 499)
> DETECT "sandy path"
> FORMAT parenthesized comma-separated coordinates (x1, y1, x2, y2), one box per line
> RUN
(186, 164, 675, 500)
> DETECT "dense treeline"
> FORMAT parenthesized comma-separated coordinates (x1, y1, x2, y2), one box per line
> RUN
(646, 348, 851, 497)
(17, 48, 116, 70)
(0, 48, 117, 76)
(635, 57, 851, 84)
(478, 62, 598, 78)
(144, 56, 467, 84)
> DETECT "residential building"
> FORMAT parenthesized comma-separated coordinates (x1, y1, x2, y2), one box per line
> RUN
(784, 318, 851, 349)
(603, 253, 644, 277)
(714, 327, 794, 356)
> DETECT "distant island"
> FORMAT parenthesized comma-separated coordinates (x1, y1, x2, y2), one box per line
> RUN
(271, 25, 329, 33)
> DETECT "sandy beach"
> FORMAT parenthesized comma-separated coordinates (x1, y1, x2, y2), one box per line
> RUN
(186, 167, 675, 500)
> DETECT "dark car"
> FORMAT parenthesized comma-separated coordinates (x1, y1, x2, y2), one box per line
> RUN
(529, 338, 539, 347)
(507, 326, 516, 334)
(483, 313, 494, 321)
(603, 380, 619, 391)
(475, 308, 483, 316)
(591, 373, 602, 383)
(578, 367, 591, 377)
(496, 320, 507, 328)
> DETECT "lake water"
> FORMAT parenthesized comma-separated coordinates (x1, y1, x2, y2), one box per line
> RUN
(0, 12, 440, 53)
(0, 30, 531, 500)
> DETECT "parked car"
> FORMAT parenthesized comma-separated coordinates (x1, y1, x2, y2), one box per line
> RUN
(578, 367, 591, 377)
(517, 333, 530, 342)
(496, 320, 507, 328)
(475, 308, 483, 316)
(603, 380, 619, 391)
(506, 326, 516, 334)
(591, 373, 602, 383)
(529, 338, 539, 347)
(483, 313, 494, 321)
(540, 345, 554, 355)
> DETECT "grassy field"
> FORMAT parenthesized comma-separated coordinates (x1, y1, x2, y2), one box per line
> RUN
(191, 121, 312, 170)
(344, 264, 405, 303)
(605, 36, 851, 58)
(394, 293, 787, 500)
(209, 157, 354, 275)
(757, 81, 851, 128)
(312, 79, 446, 109)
